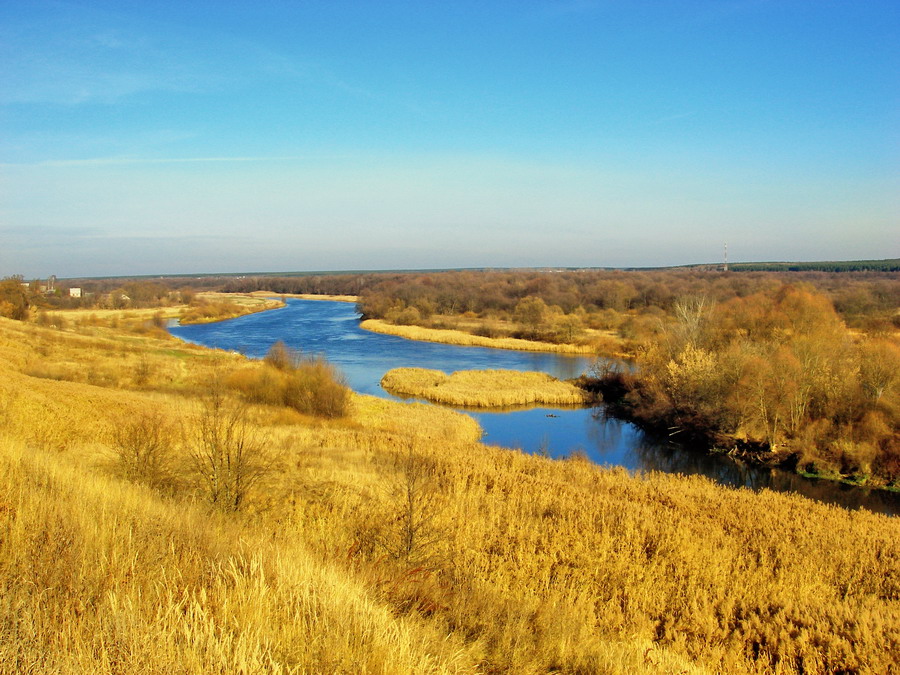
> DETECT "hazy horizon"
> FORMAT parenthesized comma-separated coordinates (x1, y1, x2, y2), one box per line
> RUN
(2, 1, 898, 278)
(17, 258, 896, 284)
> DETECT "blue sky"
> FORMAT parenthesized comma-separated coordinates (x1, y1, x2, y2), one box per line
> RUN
(1, 0, 897, 278)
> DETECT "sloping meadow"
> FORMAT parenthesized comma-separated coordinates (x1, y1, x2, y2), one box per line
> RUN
(0, 315, 898, 673)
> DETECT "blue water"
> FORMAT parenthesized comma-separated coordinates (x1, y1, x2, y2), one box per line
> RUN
(170, 299, 900, 515)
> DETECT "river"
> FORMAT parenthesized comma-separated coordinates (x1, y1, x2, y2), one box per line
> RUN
(170, 298, 899, 516)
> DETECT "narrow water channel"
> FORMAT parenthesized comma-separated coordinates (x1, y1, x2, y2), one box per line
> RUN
(170, 298, 899, 516)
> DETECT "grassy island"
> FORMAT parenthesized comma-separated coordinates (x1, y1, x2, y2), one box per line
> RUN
(361, 318, 598, 353)
(382, 367, 590, 408)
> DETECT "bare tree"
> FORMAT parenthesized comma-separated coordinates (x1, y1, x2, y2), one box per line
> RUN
(672, 294, 712, 347)
(111, 409, 174, 490)
(187, 376, 269, 511)
(374, 442, 446, 569)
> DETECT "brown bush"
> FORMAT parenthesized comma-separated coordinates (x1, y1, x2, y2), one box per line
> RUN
(263, 340, 298, 371)
(282, 357, 351, 418)
(110, 410, 175, 490)
(187, 377, 270, 511)
(229, 342, 350, 419)
(872, 440, 900, 485)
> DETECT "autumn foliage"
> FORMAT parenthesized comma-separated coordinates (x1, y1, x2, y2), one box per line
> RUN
(605, 285, 900, 485)
(0, 276, 29, 321)
(227, 341, 351, 418)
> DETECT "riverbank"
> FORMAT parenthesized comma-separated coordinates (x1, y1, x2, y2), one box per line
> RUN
(579, 373, 900, 492)
(382, 367, 590, 408)
(361, 318, 597, 354)
(248, 291, 359, 303)
(245, 293, 607, 355)
(179, 292, 284, 324)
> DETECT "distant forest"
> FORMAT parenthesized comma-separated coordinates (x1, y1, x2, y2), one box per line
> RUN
(205, 267, 899, 331)
(724, 259, 900, 273)
(43, 263, 898, 332)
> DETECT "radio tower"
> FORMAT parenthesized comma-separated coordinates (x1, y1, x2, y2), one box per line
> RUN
(723, 243, 728, 272)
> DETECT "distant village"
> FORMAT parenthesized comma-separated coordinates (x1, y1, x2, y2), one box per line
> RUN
(18, 275, 188, 310)
(25, 275, 83, 298)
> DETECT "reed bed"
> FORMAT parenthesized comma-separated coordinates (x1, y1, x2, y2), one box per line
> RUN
(1, 314, 898, 674)
(179, 294, 284, 324)
(248, 291, 359, 303)
(381, 367, 589, 408)
(361, 319, 596, 354)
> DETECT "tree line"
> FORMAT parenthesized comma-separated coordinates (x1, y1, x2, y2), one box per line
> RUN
(587, 284, 900, 486)
(352, 268, 899, 335)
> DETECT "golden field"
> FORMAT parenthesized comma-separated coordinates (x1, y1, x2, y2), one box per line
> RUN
(1, 313, 899, 674)
(36, 291, 284, 328)
(381, 367, 589, 408)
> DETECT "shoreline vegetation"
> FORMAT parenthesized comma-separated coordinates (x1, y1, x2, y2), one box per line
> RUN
(589, 384, 900, 494)
(178, 292, 285, 324)
(1, 309, 898, 673)
(161, 290, 899, 492)
(340, 270, 899, 491)
(573, 285, 900, 491)
(15, 269, 895, 491)
(248, 290, 359, 303)
(381, 367, 590, 408)
(361, 318, 599, 354)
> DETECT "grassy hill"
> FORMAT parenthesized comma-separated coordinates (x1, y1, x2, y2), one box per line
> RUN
(1, 310, 898, 673)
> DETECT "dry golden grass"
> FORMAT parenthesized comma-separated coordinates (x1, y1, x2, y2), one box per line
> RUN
(179, 293, 284, 324)
(0, 436, 484, 674)
(1, 313, 898, 674)
(197, 291, 285, 307)
(44, 305, 185, 322)
(361, 318, 598, 353)
(34, 292, 281, 329)
(249, 291, 359, 303)
(381, 367, 589, 408)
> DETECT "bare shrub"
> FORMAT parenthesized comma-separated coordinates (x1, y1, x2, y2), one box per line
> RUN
(227, 366, 284, 406)
(394, 306, 421, 326)
(264, 340, 298, 371)
(42, 313, 67, 330)
(133, 356, 153, 387)
(231, 342, 351, 419)
(473, 322, 500, 338)
(110, 410, 175, 490)
(350, 442, 452, 618)
(282, 356, 351, 418)
(187, 377, 270, 511)
(373, 442, 447, 569)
